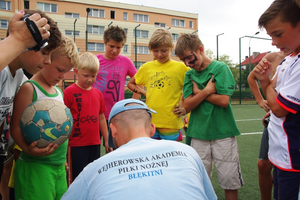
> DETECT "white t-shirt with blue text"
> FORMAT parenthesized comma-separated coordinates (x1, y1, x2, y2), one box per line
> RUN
(62, 137, 217, 200)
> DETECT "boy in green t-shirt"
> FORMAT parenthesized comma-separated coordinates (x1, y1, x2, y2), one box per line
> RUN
(173, 33, 243, 200)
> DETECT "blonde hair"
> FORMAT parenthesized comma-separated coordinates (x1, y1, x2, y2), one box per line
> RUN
(77, 52, 99, 74)
(52, 35, 79, 67)
(148, 29, 174, 50)
(175, 33, 204, 57)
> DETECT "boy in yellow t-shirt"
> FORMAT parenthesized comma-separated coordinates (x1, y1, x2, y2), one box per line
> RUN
(128, 29, 189, 141)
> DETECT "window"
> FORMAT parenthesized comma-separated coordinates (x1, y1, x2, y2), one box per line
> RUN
(37, 2, 57, 13)
(124, 28, 128, 35)
(172, 19, 185, 27)
(123, 44, 128, 53)
(87, 25, 105, 34)
(0, 19, 8, 29)
(133, 46, 149, 54)
(172, 33, 179, 41)
(123, 12, 128, 21)
(189, 21, 193, 28)
(65, 30, 80, 36)
(154, 22, 166, 28)
(134, 30, 148, 38)
(89, 8, 105, 18)
(135, 62, 146, 69)
(172, 49, 176, 56)
(24, 1, 29, 9)
(0, 1, 11, 10)
(133, 14, 149, 23)
(110, 11, 115, 19)
(87, 42, 104, 51)
(65, 12, 80, 18)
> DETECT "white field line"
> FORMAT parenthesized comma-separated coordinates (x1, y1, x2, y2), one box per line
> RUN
(235, 118, 263, 135)
(182, 118, 263, 138)
(235, 118, 261, 122)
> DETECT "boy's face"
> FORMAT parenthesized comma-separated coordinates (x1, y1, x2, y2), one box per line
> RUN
(179, 47, 204, 71)
(152, 46, 171, 64)
(19, 49, 53, 75)
(74, 68, 97, 90)
(104, 40, 123, 60)
(42, 55, 73, 86)
(265, 16, 300, 54)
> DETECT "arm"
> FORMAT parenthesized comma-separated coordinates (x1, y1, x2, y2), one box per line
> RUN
(99, 113, 112, 153)
(10, 83, 58, 156)
(265, 75, 289, 118)
(183, 76, 216, 113)
(205, 94, 230, 108)
(131, 85, 143, 99)
(248, 67, 269, 111)
(253, 58, 273, 96)
(0, 12, 50, 72)
(127, 77, 146, 97)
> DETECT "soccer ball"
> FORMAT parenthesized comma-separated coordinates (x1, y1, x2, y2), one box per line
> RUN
(20, 99, 73, 148)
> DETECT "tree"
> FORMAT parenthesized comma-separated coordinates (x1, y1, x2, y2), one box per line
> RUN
(205, 49, 215, 60)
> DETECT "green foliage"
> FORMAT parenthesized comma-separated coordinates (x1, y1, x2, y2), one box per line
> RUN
(205, 49, 215, 60)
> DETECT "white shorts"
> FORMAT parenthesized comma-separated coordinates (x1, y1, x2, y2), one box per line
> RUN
(191, 136, 244, 190)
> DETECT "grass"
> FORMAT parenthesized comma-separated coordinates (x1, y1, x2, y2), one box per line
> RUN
(101, 104, 266, 200)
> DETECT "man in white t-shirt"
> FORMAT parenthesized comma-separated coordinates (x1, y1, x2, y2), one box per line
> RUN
(62, 99, 217, 200)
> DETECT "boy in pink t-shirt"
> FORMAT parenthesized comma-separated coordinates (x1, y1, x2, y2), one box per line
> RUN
(93, 26, 139, 120)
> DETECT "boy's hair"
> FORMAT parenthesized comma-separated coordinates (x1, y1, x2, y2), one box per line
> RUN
(52, 35, 79, 67)
(24, 9, 62, 52)
(258, 0, 300, 28)
(76, 52, 99, 74)
(103, 25, 126, 45)
(148, 29, 173, 50)
(174, 33, 204, 57)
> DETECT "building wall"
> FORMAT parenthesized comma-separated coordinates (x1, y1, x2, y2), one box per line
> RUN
(0, 0, 198, 88)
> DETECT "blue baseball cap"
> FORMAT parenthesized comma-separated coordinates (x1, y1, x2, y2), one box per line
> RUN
(108, 99, 156, 148)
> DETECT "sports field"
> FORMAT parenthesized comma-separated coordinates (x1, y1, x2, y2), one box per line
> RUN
(101, 104, 266, 199)
(211, 104, 266, 200)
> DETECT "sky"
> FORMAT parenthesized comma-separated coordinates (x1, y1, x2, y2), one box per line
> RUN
(107, 0, 278, 64)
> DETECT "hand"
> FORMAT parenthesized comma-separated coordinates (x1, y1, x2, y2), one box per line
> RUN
(258, 99, 270, 112)
(105, 143, 113, 154)
(26, 141, 58, 157)
(191, 80, 201, 95)
(173, 105, 186, 117)
(204, 75, 216, 95)
(64, 162, 69, 172)
(254, 59, 272, 81)
(262, 111, 271, 126)
(9, 11, 50, 49)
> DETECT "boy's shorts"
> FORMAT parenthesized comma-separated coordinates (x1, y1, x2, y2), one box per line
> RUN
(273, 166, 300, 200)
(258, 126, 269, 160)
(191, 136, 244, 190)
(15, 159, 67, 200)
(152, 128, 182, 141)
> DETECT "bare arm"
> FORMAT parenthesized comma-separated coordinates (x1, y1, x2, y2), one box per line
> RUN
(183, 76, 216, 113)
(131, 85, 143, 99)
(10, 83, 58, 156)
(127, 77, 146, 97)
(248, 67, 269, 111)
(205, 94, 230, 108)
(99, 113, 112, 153)
(266, 75, 289, 118)
(0, 12, 50, 72)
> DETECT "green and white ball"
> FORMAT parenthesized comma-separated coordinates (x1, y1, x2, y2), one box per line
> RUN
(20, 99, 73, 148)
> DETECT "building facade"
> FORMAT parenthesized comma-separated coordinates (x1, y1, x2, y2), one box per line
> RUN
(0, 0, 198, 88)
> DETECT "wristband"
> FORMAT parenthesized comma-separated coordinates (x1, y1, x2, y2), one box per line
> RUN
(21, 14, 48, 52)
(182, 108, 186, 115)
